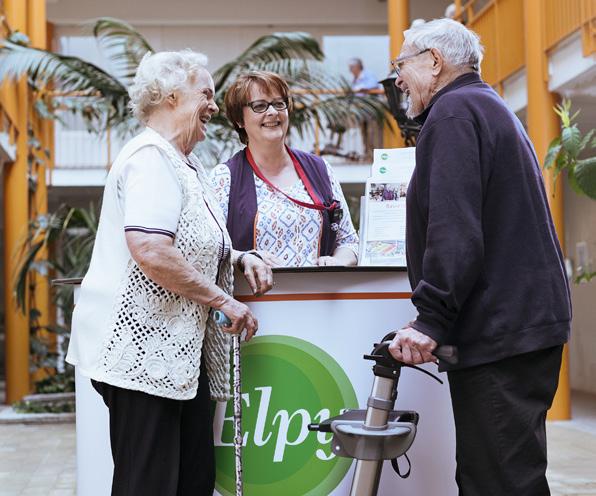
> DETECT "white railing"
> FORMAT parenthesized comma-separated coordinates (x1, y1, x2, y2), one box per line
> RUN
(52, 116, 376, 188)
(54, 128, 122, 170)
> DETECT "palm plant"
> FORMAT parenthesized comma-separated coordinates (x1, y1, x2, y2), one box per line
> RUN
(0, 17, 389, 162)
(15, 205, 98, 312)
(13, 204, 99, 392)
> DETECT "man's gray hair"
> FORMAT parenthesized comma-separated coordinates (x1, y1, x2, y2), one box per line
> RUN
(348, 57, 363, 69)
(403, 18, 483, 71)
(129, 50, 209, 123)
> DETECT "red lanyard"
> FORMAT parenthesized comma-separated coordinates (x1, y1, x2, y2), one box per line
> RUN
(245, 147, 337, 212)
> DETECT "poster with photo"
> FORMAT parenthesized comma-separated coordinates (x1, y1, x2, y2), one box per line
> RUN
(359, 148, 415, 266)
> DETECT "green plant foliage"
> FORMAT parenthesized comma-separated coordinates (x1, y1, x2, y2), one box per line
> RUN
(575, 156, 596, 199)
(13, 398, 75, 414)
(544, 99, 596, 200)
(13, 203, 99, 391)
(575, 271, 596, 284)
(34, 372, 75, 394)
(91, 17, 153, 84)
(0, 33, 130, 132)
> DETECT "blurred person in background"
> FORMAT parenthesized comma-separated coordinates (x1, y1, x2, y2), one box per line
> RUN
(348, 57, 380, 94)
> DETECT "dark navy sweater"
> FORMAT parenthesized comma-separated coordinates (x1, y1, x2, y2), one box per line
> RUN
(406, 72, 571, 370)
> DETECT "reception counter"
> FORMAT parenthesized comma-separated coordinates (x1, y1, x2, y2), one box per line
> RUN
(60, 267, 456, 496)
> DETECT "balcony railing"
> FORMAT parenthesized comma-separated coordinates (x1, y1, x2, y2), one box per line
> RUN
(53, 120, 377, 176)
(455, 0, 596, 89)
(455, 0, 525, 88)
(53, 88, 383, 176)
(545, 0, 595, 55)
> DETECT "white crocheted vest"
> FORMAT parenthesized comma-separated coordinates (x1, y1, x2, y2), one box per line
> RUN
(98, 132, 233, 401)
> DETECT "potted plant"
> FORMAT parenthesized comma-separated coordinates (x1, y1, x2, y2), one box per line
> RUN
(544, 98, 596, 283)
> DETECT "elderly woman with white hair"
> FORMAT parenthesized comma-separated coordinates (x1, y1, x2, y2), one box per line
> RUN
(66, 50, 272, 496)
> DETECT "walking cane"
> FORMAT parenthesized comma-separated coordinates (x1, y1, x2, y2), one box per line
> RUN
(214, 311, 243, 496)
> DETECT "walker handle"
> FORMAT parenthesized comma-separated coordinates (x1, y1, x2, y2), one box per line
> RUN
(380, 331, 459, 366)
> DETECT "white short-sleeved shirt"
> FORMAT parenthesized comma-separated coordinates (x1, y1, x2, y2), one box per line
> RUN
(67, 128, 233, 400)
(120, 146, 182, 238)
(210, 160, 359, 267)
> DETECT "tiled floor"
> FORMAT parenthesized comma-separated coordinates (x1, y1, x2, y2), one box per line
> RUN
(548, 392, 596, 496)
(0, 392, 595, 495)
(0, 423, 75, 496)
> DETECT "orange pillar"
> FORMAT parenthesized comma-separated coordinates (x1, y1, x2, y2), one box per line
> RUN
(384, 0, 409, 149)
(28, 0, 53, 381)
(524, 0, 570, 420)
(4, 0, 31, 403)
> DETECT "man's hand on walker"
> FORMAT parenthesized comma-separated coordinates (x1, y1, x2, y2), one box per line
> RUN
(389, 326, 438, 365)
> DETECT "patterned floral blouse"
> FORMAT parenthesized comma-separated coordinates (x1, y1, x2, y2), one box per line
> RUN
(210, 161, 359, 267)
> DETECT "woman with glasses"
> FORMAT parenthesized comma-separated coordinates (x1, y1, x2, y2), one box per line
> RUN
(211, 70, 358, 267)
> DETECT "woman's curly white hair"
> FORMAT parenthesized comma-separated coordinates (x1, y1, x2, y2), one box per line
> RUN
(128, 50, 209, 123)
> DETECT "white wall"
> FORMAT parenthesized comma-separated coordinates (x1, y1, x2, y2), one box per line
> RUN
(47, 0, 452, 28)
(565, 180, 596, 395)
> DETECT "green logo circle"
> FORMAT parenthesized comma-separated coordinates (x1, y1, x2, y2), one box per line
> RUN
(381, 153, 389, 160)
(379, 166, 387, 174)
(214, 335, 358, 496)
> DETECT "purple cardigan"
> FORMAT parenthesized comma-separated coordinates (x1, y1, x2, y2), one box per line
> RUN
(224, 148, 338, 256)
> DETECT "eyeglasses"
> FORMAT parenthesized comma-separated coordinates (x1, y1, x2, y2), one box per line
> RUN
(390, 48, 431, 77)
(246, 99, 288, 113)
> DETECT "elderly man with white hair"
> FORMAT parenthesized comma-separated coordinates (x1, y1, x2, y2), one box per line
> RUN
(67, 50, 272, 496)
(388, 18, 570, 495)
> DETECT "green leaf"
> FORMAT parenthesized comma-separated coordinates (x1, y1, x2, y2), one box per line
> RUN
(213, 32, 324, 93)
(14, 240, 44, 313)
(554, 99, 572, 127)
(578, 128, 595, 153)
(561, 125, 581, 158)
(90, 17, 154, 85)
(574, 156, 596, 199)
(554, 151, 568, 178)
(0, 39, 131, 130)
(567, 168, 583, 196)
(543, 137, 561, 170)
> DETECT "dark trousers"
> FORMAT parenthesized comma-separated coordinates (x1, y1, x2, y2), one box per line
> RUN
(91, 369, 215, 496)
(448, 345, 563, 496)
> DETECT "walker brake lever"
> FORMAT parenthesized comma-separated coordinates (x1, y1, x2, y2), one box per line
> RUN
(402, 363, 443, 384)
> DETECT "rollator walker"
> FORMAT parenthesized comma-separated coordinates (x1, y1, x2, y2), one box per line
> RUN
(214, 309, 458, 496)
(308, 331, 458, 496)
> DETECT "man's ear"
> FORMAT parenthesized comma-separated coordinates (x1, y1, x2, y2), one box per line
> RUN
(429, 48, 444, 76)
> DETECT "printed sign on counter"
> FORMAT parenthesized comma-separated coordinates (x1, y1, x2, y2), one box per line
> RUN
(359, 148, 416, 266)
